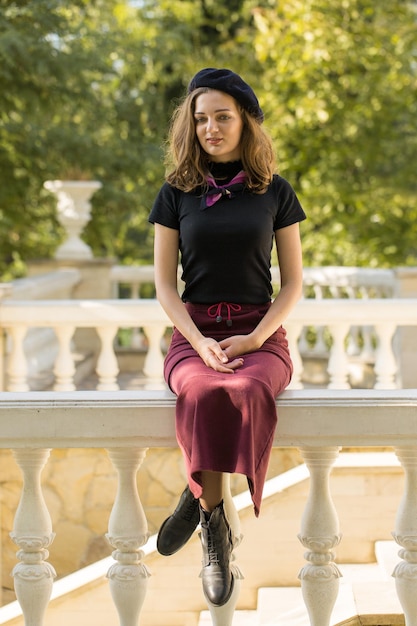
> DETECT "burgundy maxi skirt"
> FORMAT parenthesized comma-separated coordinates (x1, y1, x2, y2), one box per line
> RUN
(164, 302, 293, 516)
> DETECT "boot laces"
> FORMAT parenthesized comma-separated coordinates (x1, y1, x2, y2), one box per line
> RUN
(206, 528, 220, 564)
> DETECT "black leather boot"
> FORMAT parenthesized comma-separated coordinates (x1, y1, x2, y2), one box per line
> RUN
(199, 501, 234, 607)
(157, 486, 200, 556)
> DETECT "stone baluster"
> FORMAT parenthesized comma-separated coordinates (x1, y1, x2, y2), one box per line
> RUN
(106, 448, 150, 626)
(297, 326, 311, 355)
(392, 446, 417, 626)
(142, 324, 165, 387)
(374, 322, 398, 389)
(206, 474, 243, 625)
(96, 326, 120, 391)
(360, 325, 375, 362)
(129, 284, 146, 350)
(10, 449, 56, 626)
(315, 327, 329, 355)
(327, 323, 351, 389)
(298, 446, 342, 626)
(53, 325, 76, 391)
(346, 326, 361, 356)
(6, 326, 29, 391)
(0, 330, 4, 391)
(285, 321, 304, 389)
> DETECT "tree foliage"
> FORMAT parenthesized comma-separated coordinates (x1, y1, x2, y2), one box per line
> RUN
(0, 0, 416, 279)
(251, 0, 417, 266)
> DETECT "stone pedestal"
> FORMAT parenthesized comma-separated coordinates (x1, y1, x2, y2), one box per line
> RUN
(394, 267, 417, 388)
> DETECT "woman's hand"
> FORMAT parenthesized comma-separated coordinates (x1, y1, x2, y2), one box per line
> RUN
(195, 337, 244, 373)
(218, 334, 260, 361)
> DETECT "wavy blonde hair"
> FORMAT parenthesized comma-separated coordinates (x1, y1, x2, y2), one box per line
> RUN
(165, 87, 276, 194)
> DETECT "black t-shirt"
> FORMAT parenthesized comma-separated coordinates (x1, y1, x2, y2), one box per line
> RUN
(149, 174, 306, 304)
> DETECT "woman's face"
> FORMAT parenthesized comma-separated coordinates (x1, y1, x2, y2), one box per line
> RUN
(194, 90, 243, 163)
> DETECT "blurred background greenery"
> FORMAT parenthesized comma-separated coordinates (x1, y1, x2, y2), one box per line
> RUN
(0, 0, 416, 280)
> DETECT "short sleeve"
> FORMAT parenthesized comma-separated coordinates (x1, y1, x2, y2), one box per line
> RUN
(148, 182, 180, 230)
(273, 176, 306, 230)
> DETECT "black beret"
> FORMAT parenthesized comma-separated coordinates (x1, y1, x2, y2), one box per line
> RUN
(188, 67, 264, 123)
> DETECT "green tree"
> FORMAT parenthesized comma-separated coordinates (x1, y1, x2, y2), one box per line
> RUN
(0, 0, 264, 277)
(1, 0, 416, 279)
(251, 0, 417, 266)
(0, 0, 123, 277)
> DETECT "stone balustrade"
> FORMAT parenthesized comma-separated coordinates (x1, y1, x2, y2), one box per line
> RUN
(0, 270, 82, 391)
(1, 297, 417, 392)
(109, 264, 397, 299)
(1, 388, 417, 626)
(110, 264, 401, 381)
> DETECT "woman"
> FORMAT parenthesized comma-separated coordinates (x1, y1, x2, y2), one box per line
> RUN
(149, 67, 306, 607)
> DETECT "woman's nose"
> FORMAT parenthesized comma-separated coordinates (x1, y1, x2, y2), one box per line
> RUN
(206, 117, 219, 132)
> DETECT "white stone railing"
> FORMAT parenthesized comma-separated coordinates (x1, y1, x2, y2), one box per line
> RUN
(0, 271, 82, 390)
(110, 264, 397, 299)
(110, 265, 398, 368)
(301, 266, 396, 298)
(1, 388, 417, 626)
(1, 298, 417, 392)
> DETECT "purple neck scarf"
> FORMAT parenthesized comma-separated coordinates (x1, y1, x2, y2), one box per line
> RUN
(201, 170, 246, 210)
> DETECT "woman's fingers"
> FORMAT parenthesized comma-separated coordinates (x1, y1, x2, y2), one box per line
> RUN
(208, 353, 244, 373)
(197, 337, 244, 372)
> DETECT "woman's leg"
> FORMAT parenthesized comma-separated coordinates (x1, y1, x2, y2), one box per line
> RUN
(200, 470, 223, 511)
(198, 471, 235, 606)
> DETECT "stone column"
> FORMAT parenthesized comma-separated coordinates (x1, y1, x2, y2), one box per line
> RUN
(106, 447, 150, 626)
(394, 267, 417, 388)
(298, 446, 342, 626)
(393, 446, 417, 626)
(10, 449, 56, 625)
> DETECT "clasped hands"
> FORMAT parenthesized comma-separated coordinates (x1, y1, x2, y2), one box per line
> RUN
(196, 334, 258, 373)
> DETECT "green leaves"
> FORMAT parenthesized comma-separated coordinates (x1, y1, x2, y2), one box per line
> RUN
(251, 0, 417, 267)
(0, 0, 416, 279)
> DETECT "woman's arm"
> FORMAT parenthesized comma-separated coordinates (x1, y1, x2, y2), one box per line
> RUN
(154, 223, 243, 372)
(220, 222, 303, 358)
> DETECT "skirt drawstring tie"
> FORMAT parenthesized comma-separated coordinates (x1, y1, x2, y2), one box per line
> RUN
(207, 302, 242, 328)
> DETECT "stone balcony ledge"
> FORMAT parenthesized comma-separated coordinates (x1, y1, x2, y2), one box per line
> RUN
(0, 388, 416, 449)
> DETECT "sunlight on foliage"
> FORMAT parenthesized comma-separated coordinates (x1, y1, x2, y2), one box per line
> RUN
(0, 0, 416, 278)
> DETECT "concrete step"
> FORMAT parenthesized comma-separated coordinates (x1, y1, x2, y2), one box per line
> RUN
(374, 539, 400, 579)
(198, 556, 404, 626)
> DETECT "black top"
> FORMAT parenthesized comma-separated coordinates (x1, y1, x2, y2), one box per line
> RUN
(149, 166, 306, 304)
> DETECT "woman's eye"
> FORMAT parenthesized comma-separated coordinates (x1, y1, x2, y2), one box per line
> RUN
(195, 117, 206, 124)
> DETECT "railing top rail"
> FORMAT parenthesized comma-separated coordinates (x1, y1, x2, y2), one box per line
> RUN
(110, 264, 397, 284)
(6, 269, 81, 300)
(110, 264, 157, 281)
(1, 298, 417, 326)
(0, 388, 416, 449)
(302, 266, 395, 286)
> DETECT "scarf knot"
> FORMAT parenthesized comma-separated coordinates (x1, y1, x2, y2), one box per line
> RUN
(201, 170, 246, 210)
